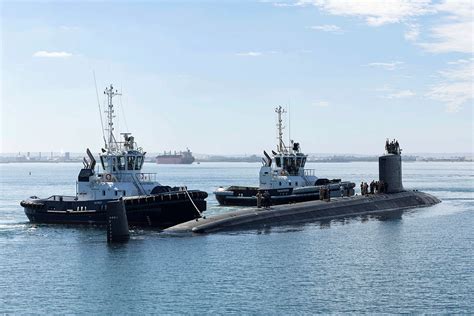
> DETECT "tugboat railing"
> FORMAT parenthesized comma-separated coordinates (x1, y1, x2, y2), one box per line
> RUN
(46, 195, 78, 201)
(98, 172, 157, 183)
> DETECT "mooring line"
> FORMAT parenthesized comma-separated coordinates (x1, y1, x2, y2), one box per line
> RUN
(183, 188, 204, 218)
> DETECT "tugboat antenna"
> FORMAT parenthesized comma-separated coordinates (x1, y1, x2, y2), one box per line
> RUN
(104, 84, 122, 151)
(275, 105, 287, 153)
(93, 71, 107, 147)
(288, 103, 291, 154)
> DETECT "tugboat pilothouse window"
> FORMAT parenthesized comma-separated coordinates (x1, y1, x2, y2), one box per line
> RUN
(100, 156, 107, 170)
(136, 156, 143, 170)
(112, 157, 117, 172)
(127, 156, 136, 170)
(275, 157, 281, 167)
(296, 157, 302, 168)
(118, 156, 126, 170)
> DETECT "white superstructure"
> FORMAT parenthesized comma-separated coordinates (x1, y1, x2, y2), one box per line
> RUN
(259, 106, 317, 190)
(76, 84, 161, 201)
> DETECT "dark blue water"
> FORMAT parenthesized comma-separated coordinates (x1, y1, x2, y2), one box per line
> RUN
(1, 162, 473, 313)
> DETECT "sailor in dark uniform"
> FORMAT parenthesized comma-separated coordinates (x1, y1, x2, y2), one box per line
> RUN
(256, 191, 262, 208)
(263, 191, 271, 208)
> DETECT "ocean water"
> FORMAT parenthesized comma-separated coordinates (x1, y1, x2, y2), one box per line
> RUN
(0, 161, 473, 314)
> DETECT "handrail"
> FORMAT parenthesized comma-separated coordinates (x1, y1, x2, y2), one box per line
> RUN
(98, 172, 156, 183)
(132, 173, 146, 195)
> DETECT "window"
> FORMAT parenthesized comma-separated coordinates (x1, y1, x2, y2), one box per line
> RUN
(118, 156, 126, 170)
(275, 157, 281, 168)
(100, 156, 107, 170)
(127, 156, 136, 170)
(112, 157, 117, 172)
(123, 191, 126, 196)
(296, 182, 298, 186)
(279, 182, 282, 186)
(136, 156, 143, 170)
(296, 157, 302, 168)
(115, 191, 118, 196)
(102, 190, 106, 196)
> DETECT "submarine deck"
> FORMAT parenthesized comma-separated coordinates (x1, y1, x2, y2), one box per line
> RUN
(165, 190, 440, 234)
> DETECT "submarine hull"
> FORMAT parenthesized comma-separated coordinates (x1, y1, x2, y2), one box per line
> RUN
(165, 191, 440, 234)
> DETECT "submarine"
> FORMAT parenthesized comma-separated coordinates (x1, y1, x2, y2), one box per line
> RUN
(165, 140, 441, 234)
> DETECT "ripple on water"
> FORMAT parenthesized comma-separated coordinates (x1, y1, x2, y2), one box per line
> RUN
(0, 162, 473, 314)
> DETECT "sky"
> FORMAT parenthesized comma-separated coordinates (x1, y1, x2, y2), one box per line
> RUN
(1, 0, 473, 155)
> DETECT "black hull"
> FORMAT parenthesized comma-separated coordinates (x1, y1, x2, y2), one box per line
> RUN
(215, 186, 352, 207)
(21, 191, 207, 229)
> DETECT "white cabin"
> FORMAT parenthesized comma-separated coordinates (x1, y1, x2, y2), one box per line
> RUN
(75, 84, 161, 201)
(258, 106, 317, 190)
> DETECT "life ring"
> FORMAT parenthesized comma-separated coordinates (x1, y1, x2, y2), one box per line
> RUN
(105, 174, 112, 181)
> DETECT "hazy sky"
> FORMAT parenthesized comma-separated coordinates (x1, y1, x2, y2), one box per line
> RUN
(1, 0, 473, 155)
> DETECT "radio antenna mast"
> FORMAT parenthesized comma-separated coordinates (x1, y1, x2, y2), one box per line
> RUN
(288, 102, 291, 152)
(104, 84, 121, 151)
(93, 71, 107, 147)
(275, 105, 287, 153)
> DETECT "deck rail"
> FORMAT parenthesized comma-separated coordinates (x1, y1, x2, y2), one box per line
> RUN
(98, 172, 157, 183)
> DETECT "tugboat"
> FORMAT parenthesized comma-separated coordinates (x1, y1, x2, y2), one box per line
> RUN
(214, 106, 355, 206)
(20, 84, 207, 228)
(156, 148, 195, 164)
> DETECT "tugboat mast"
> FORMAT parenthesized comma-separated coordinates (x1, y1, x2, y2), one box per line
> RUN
(104, 84, 121, 151)
(275, 106, 287, 153)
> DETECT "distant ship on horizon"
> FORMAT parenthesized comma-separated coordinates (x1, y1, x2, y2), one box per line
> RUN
(156, 148, 195, 164)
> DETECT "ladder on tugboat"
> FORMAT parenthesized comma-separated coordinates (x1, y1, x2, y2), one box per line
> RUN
(132, 174, 146, 195)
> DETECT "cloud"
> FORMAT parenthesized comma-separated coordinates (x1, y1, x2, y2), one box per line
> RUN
(271, 1, 299, 7)
(59, 26, 80, 31)
(447, 58, 472, 65)
(366, 61, 404, 71)
(376, 85, 416, 99)
(315, 101, 329, 107)
(404, 23, 420, 41)
(427, 60, 474, 112)
(236, 51, 263, 57)
(277, 0, 472, 55)
(385, 90, 416, 98)
(299, 0, 432, 26)
(418, 0, 473, 54)
(419, 6, 474, 54)
(270, 0, 473, 112)
(309, 24, 342, 32)
(33, 51, 73, 58)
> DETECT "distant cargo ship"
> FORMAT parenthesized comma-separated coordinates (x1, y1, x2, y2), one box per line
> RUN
(156, 148, 195, 164)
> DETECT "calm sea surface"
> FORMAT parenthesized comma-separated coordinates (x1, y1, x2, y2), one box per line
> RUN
(0, 161, 473, 314)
